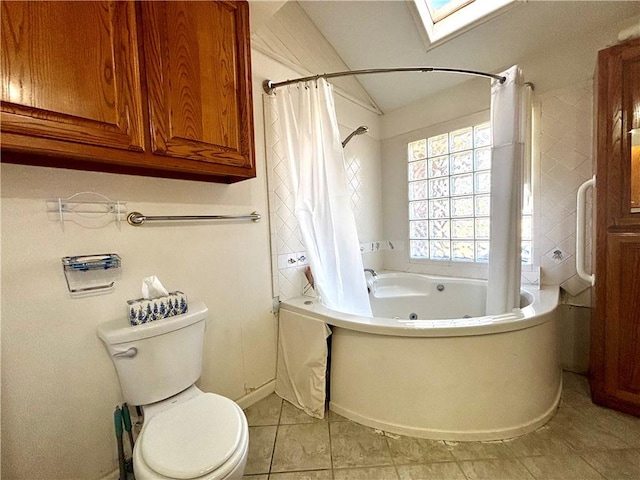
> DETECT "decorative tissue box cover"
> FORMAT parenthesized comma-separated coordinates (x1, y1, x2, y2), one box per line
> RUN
(128, 291, 188, 326)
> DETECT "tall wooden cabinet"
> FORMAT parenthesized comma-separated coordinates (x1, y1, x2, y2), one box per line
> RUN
(590, 37, 640, 416)
(1, 0, 255, 183)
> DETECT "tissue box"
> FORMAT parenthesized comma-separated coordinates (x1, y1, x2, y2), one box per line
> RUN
(128, 291, 188, 326)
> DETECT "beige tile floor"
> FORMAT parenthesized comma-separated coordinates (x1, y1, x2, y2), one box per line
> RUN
(242, 372, 640, 479)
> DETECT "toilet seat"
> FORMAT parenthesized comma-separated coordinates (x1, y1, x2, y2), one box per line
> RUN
(135, 393, 248, 480)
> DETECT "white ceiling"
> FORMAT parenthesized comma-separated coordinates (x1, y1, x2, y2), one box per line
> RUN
(296, 1, 640, 112)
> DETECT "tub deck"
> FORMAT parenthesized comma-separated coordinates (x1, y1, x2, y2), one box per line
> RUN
(281, 283, 559, 337)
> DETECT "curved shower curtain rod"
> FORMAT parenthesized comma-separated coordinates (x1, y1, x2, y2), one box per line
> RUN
(262, 67, 507, 95)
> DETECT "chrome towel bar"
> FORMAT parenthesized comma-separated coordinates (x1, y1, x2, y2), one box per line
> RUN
(127, 211, 261, 226)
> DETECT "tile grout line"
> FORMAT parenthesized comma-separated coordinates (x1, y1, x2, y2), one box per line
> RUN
(514, 455, 540, 480)
(327, 406, 335, 480)
(267, 397, 284, 477)
(456, 459, 471, 480)
(577, 448, 630, 480)
(382, 433, 401, 479)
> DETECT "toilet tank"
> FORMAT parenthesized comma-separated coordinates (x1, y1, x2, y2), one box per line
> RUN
(97, 302, 208, 406)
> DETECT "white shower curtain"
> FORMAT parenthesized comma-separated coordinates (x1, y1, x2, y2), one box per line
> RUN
(486, 65, 527, 315)
(274, 79, 372, 317)
(271, 78, 371, 418)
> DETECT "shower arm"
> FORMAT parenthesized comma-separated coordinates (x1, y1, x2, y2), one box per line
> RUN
(262, 67, 507, 95)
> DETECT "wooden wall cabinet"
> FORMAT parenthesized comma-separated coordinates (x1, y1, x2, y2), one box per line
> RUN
(590, 37, 640, 416)
(1, 0, 255, 183)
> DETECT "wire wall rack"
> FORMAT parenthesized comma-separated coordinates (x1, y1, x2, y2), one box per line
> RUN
(47, 192, 127, 230)
(61, 253, 122, 294)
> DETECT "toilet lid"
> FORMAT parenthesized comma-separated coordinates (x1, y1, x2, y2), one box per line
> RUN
(140, 393, 244, 479)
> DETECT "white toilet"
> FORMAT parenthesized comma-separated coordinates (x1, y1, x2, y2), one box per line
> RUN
(97, 301, 249, 480)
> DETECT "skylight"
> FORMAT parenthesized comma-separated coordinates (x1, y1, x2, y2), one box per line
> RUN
(426, 0, 474, 23)
(412, 0, 518, 48)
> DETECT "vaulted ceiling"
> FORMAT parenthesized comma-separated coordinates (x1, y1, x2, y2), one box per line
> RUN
(252, 1, 640, 113)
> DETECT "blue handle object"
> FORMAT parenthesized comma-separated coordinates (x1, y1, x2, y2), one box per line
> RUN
(122, 403, 136, 452)
(114, 406, 123, 437)
(114, 406, 126, 480)
(121, 404, 132, 433)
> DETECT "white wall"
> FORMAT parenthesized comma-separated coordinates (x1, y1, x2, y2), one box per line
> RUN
(0, 57, 277, 480)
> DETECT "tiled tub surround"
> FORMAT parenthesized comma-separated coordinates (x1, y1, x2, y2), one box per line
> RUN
(243, 372, 640, 480)
(537, 81, 594, 298)
(265, 80, 597, 302)
(382, 81, 595, 302)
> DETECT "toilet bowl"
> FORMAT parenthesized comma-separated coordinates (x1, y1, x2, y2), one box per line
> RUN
(97, 302, 248, 480)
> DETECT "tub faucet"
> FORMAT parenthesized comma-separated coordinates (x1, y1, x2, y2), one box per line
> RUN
(364, 268, 377, 277)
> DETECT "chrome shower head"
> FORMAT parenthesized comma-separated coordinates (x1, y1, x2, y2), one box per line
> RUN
(342, 125, 369, 147)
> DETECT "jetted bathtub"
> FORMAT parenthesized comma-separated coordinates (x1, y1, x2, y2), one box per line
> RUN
(280, 271, 561, 441)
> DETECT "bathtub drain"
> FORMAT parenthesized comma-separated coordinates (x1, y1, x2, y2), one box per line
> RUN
(409, 313, 418, 320)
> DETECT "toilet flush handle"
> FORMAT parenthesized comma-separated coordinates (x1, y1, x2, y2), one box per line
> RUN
(113, 347, 138, 358)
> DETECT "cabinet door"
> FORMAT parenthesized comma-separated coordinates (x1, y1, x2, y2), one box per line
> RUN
(592, 38, 640, 416)
(141, 1, 255, 173)
(1, 1, 144, 151)
(601, 235, 640, 408)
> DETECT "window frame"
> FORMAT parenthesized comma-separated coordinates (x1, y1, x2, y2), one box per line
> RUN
(410, 0, 518, 49)
(425, 0, 475, 24)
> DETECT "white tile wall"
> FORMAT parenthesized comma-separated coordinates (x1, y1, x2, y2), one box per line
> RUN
(345, 154, 363, 221)
(537, 81, 594, 299)
(264, 96, 307, 300)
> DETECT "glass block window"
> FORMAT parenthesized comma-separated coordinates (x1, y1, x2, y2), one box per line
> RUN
(408, 122, 532, 263)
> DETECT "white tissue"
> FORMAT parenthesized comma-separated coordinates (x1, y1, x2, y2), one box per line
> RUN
(142, 275, 169, 299)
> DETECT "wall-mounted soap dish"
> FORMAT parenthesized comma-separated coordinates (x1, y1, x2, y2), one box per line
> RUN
(62, 253, 122, 294)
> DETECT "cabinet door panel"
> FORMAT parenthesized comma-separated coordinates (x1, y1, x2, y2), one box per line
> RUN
(142, 1, 254, 169)
(1, 1, 144, 151)
(603, 234, 640, 404)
